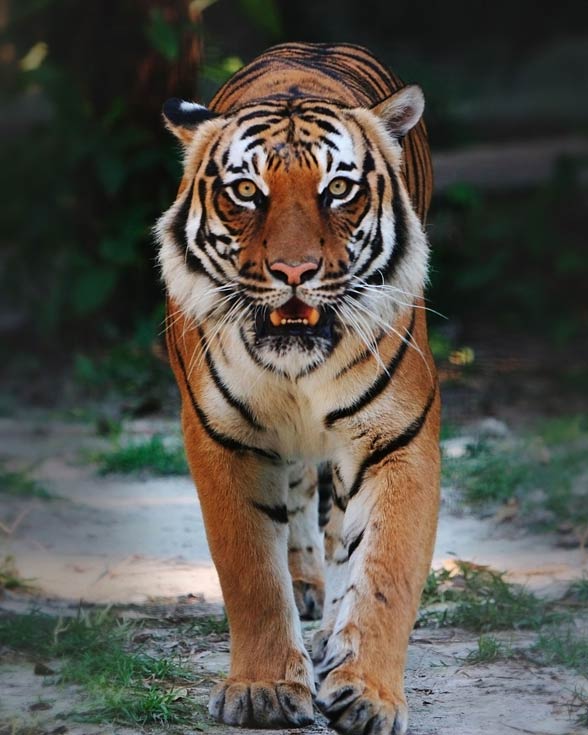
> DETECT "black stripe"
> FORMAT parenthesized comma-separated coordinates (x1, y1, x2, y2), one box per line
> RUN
(325, 309, 415, 427)
(174, 345, 279, 461)
(334, 330, 386, 379)
(252, 500, 288, 524)
(348, 387, 436, 498)
(199, 328, 265, 431)
(348, 530, 364, 558)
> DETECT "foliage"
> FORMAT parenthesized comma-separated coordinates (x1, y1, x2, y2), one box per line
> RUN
(442, 419, 588, 529)
(0, 609, 207, 727)
(465, 635, 512, 664)
(1, 0, 281, 350)
(0, 464, 53, 500)
(531, 627, 588, 676)
(421, 560, 560, 632)
(0, 556, 37, 593)
(428, 165, 588, 341)
(185, 614, 229, 636)
(94, 434, 188, 475)
(565, 575, 588, 604)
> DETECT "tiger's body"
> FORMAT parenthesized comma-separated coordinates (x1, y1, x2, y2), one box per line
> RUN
(157, 42, 440, 735)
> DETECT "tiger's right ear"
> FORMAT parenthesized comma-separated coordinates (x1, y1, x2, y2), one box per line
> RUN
(162, 98, 218, 145)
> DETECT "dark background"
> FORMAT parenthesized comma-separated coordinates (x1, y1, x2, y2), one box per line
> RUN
(1, 0, 587, 422)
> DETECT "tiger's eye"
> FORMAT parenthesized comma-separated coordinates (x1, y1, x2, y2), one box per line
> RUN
(327, 177, 352, 198)
(234, 179, 258, 201)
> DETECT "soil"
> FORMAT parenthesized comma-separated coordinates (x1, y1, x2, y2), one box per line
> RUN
(1, 416, 587, 735)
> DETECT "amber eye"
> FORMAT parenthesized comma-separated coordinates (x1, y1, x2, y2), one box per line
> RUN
(327, 177, 353, 199)
(233, 179, 258, 201)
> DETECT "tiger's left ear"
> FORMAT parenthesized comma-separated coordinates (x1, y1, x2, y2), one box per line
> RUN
(371, 85, 425, 138)
(162, 98, 218, 145)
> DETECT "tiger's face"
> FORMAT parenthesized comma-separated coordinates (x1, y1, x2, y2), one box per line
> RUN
(157, 88, 429, 376)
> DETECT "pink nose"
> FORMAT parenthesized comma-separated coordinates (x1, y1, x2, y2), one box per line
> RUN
(269, 260, 320, 285)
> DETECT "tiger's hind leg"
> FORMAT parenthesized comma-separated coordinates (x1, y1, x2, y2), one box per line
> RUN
(287, 462, 325, 620)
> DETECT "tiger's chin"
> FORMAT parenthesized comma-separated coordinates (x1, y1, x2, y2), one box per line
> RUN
(247, 300, 339, 376)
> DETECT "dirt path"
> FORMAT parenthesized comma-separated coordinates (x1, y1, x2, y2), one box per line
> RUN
(1, 416, 587, 734)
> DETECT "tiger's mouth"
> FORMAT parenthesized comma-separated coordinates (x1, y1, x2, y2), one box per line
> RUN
(255, 297, 334, 340)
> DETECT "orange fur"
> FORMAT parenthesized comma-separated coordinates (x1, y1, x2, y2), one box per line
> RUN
(159, 42, 440, 734)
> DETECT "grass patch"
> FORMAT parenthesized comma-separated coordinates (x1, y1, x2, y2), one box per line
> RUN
(421, 560, 561, 632)
(0, 465, 53, 500)
(185, 615, 229, 636)
(570, 688, 588, 727)
(0, 609, 206, 727)
(442, 416, 588, 528)
(0, 556, 36, 593)
(565, 575, 588, 604)
(530, 627, 588, 676)
(94, 435, 188, 476)
(465, 634, 513, 664)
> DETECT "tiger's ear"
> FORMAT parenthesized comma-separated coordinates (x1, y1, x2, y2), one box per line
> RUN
(371, 85, 425, 138)
(162, 98, 218, 145)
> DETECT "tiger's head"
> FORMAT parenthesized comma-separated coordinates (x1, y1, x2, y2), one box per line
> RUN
(157, 87, 429, 377)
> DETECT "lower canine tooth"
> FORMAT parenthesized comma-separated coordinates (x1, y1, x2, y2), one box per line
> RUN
(308, 309, 320, 326)
(280, 319, 286, 325)
(270, 311, 282, 327)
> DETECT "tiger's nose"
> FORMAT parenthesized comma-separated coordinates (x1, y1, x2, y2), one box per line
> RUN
(268, 259, 320, 285)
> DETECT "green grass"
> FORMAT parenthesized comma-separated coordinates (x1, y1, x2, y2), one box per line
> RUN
(421, 561, 561, 632)
(0, 556, 36, 593)
(0, 465, 53, 500)
(94, 435, 188, 476)
(530, 627, 588, 676)
(184, 615, 229, 636)
(566, 575, 588, 603)
(442, 416, 588, 528)
(465, 634, 513, 664)
(0, 609, 206, 727)
(570, 688, 588, 727)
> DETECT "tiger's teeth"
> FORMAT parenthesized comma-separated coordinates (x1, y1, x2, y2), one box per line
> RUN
(269, 307, 321, 328)
(270, 310, 283, 327)
(307, 309, 320, 326)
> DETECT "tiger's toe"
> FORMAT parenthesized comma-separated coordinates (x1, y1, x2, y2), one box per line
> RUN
(209, 679, 314, 728)
(316, 669, 408, 735)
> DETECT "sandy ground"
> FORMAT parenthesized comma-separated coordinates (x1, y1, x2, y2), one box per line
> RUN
(1, 416, 588, 734)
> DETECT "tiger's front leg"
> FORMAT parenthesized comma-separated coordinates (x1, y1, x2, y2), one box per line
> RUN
(181, 423, 315, 728)
(315, 397, 440, 735)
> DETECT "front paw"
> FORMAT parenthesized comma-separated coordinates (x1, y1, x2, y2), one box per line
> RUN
(209, 679, 314, 728)
(293, 579, 324, 620)
(316, 668, 408, 735)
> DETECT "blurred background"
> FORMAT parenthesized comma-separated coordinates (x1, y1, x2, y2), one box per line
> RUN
(1, 0, 587, 423)
(1, 3, 588, 732)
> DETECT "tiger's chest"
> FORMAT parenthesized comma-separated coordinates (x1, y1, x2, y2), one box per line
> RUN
(198, 325, 356, 462)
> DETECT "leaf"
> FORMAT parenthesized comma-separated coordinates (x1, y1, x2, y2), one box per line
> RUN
(145, 8, 180, 62)
(238, 0, 282, 37)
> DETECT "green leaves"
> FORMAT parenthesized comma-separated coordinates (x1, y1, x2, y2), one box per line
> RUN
(145, 8, 180, 62)
(238, 0, 283, 37)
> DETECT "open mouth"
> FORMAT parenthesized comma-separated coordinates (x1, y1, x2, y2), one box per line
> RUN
(255, 297, 334, 340)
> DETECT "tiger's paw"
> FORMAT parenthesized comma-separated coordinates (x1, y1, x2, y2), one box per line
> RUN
(293, 579, 324, 620)
(209, 679, 314, 728)
(316, 668, 408, 735)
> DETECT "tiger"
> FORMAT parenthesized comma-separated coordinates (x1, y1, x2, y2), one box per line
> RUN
(157, 42, 440, 735)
